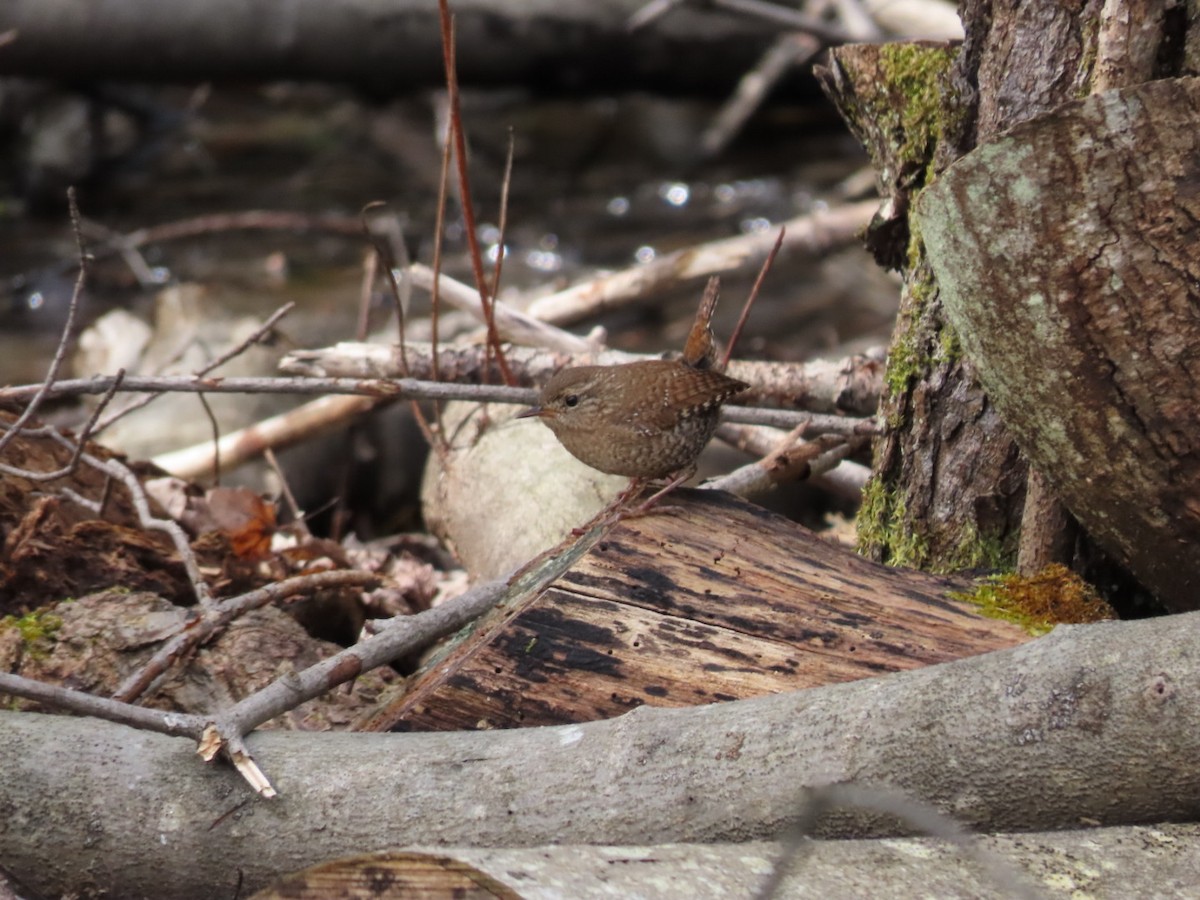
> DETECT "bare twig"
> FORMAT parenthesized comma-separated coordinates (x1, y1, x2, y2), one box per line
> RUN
(406, 265, 598, 355)
(713, 0, 854, 43)
(487, 127, 516, 304)
(2, 371, 876, 436)
(706, 430, 869, 499)
(0, 187, 88, 458)
(112, 569, 382, 703)
(437, 0, 514, 385)
(626, 0, 687, 31)
(263, 447, 309, 536)
(723, 226, 785, 368)
(62, 443, 216, 607)
(700, 34, 822, 160)
(0, 671, 204, 737)
(80, 216, 161, 287)
(196, 392, 222, 484)
(0, 571, 513, 796)
(361, 204, 438, 452)
(103, 209, 372, 257)
(0, 368, 125, 482)
(282, 340, 885, 417)
(525, 200, 878, 325)
(0, 373, 525, 404)
(152, 394, 379, 480)
(716, 421, 871, 500)
(95, 300, 296, 434)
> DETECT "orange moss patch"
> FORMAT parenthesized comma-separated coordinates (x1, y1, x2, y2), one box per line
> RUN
(954, 564, 1116, 635)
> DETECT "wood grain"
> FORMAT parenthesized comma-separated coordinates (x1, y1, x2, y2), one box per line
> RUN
(366, 490, 1030, 731)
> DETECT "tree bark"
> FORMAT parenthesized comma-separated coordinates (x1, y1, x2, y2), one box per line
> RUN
(246, 826, 1200, 900)
(820, 3, 1197, 609)
(3, 610, 1198, 898)
(916, 77, 1200, 613)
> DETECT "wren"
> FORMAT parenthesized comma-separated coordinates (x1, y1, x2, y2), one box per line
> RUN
(516, 359, 748, 480)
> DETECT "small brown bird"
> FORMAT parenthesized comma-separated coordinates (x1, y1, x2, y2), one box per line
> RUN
(516, 359, 748, 480)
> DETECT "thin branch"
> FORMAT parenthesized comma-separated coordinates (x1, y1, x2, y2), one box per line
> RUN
(712, 0, 853, 43)
(700, 34, 821, 160)
(436, 0, 514, 385)
(95, 301, 296, 434)
(525, 200, 878, 326)
(153, 394, 379, 480)
(626, 0, 687, 31)
(0, 372, 876, 435)
(487, 127, 516, 303)
(102, 209, 371, 257)
(284, 340, 884, 417)
(706, 430, 869, 499)
(360, 204, 438, 451)
(723, 225, 785, 368)
(0, 373, 526, 403)
(87, 450, 215, 606)
(406, 265, 597, 355)
(111, 569, 382, 703)
(0, 671, 205, 738)
(0, 368, 125, 482)
(196, 392, 222, 484)
(0, 187, 88, 458)
(263, 447, 309, 537)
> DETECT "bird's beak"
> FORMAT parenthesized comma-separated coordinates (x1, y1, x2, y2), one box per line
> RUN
(515, 405, 543, 419)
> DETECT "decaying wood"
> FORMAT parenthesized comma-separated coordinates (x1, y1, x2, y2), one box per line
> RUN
(3, 607, 1198, 900)
(916, 78, 1200, 613)
(363, 490, 1029, 732)
(0, 410, 192, 607)
(0, 590, 397, 728)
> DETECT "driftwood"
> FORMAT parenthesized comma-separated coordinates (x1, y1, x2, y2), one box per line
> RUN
(2, 607, 1198, 899)
(0, 0, 784, 93)
(364, 489, 1028, 731)
(248, 825, 1200, 900)
(0, 0, 961, 93)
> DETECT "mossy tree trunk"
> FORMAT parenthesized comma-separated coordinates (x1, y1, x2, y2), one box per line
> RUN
(820, 2, 1198, 611)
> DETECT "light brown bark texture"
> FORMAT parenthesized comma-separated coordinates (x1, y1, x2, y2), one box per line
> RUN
(2, 609, 1198, 899)
(246, 827, 1200, 900)
(916, 78, 1200, 614)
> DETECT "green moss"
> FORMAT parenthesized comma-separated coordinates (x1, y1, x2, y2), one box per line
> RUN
(939, 519, 1012, 573)
(938, 320, 963, 363)
(884, 328, 922, 398)
(1076, 16, 1101, 96)
(856, 479, 931, 568)
(858, 475, 1019, 573)
(951, 564, 1115, 634)
(876, 43, 959, 182)
(0, 608, 64, 659)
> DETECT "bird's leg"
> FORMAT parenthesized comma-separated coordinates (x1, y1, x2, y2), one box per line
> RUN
(570, 468, 695, 536)
(626, 465, 695, 517)
(569, 478, 648, 536)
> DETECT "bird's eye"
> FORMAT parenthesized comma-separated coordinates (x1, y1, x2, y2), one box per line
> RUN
(564, 394, 579, 407)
